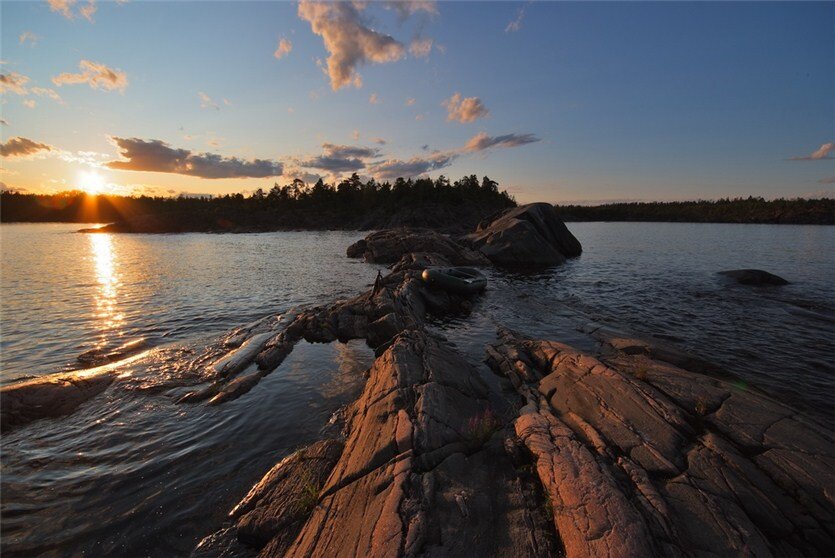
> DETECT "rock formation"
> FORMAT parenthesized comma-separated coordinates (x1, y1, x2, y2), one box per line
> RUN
(486, 329, 834, 558)
(463, 203, 582, 267)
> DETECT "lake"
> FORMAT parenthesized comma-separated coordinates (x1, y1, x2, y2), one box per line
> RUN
(1, 222, 833, 556)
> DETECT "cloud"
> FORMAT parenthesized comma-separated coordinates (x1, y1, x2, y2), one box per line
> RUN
(352, 129, 360, 140)
(1, 136, 54, 158)
(505, 4, 527, 32)
(274, 38, 293, 59)
(19, 31, 39, 46)
(48, 0, 96, 22)
(409, 38, 433, 58)
(366, 152, 455, 180)
(0, 72, 30, 95)
(53, 60, 128, 92)
(0, 119, 7, 126)
(818, 177, 835, 185)
(298, 155, 365, 173)
(198, 91, 219, 110)
(369, 92, 381, 104)
(464, 132, 540, 151)
(30, 87, 63, 103)
(373, 137, 386, 145)
(443, 92, 489, 123)
(405, 97, 416, 106)
(789, 142, 833, 161)
(322, 142, 380, 159)
(23, 99, 37, 109)
(298, 1, 406, 90)
(106, 137, 283, 179)
(385, 1, 437, 19)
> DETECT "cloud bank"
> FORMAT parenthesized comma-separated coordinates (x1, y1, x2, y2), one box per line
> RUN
(106, 137, 283, 179)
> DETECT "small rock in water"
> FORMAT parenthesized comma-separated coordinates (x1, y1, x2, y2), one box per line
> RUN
(718, 269, 789, 286)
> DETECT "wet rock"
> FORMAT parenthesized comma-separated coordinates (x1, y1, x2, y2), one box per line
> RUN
(77, 338, 149, 366)
(718, 269, 789, 285)
(487, 330, 835, 557)
(463, 203, 582, 268)
(1, 370, 115, 432)
(194, 440, 344, 556)
(346, 228, 489, 266)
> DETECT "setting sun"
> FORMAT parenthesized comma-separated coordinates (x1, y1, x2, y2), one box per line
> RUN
(79, 170, 106, 195)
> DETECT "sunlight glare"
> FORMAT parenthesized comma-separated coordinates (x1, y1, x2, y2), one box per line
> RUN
(79, 170, 106, 195)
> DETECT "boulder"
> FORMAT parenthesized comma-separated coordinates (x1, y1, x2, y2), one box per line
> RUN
(463, 203, 581, 267)
(346, 228, 489, 266)
(718, 269, 789, 286)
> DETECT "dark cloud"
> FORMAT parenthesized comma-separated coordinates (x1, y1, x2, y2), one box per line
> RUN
(366, 153, 455, 180)
(464, 132, 540, 151)
(299, 155, 365, 173)
(106, 137, 283, 179)
(322, 142, 381, 159)
(0, 136, 54, 158)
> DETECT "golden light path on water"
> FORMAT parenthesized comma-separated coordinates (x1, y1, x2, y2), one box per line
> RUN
(89, 232, 124, 347)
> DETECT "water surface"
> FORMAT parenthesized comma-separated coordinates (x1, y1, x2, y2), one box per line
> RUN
(1, 222, 833, 556)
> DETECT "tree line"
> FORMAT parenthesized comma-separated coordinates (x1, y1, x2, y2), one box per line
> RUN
(0, 174, 516, 232)
(557, 197, 834, 225)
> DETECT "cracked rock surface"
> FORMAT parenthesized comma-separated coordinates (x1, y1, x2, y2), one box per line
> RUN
(486, 329, 834, 558)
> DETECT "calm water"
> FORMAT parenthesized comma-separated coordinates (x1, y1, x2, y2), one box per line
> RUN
(1, 222, 833, 556)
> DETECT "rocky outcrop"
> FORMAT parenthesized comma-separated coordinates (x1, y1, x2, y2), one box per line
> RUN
(486, 329, 834, 558)
(1, 369, 115, 432)
(193, 439, 345, 557)
(346, 228, 489, 266)
(463, 203, 582, 268)
(719, 269, 790, 286)
(200, 330, 559, 558)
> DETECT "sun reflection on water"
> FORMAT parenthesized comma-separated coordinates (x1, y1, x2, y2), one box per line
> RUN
(90, 233, 124, 345)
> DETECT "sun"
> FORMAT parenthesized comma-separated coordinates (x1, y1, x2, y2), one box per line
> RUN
(79, 170, 107, 195)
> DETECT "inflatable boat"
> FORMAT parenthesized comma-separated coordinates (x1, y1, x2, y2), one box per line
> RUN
(421, 267, 487, 295)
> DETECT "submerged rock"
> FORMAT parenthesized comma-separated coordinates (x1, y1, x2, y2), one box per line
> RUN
(463, 203, 582, 268)
(487, 329, 834, 557)
(719, 269, 790, 285)
(1, 370, 115, 432)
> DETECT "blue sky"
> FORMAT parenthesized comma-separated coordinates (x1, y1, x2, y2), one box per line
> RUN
(1, 0, 833, 203)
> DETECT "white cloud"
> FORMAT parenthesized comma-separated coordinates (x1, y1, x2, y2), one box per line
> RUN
(274, 38, 293, 59)
(505, 5, 527, 33)
(405, 97, 416, 106)
(198, 91, 220, 110)
(52, 60, 128, 93)
(0, 72, 30, 95)
(31, 87, 64, 104)
(298, 1, 406, 90)
(19, 31, 39, 46)
(48, 0, 96, 22)
(367, 152, 454, 180)
(369, 92, 381, 104)
(789, 142, 833, 161)
(443, 92, 489, 123)
(23, 99, 36, 109)
(409, 38, 433, 58)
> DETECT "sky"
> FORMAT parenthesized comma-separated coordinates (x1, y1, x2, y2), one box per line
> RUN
(0, 0, 833, 204)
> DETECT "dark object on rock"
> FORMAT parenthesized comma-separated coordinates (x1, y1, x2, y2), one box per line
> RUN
(77, 338, 148, 366)
(421, 267, 487, 295)
(1, 370, 115, 432)
(719, 269, 789, 286)
(487, 329, 834, 558)
(463, 203, 582, 268)
(346, 228, 489, 265)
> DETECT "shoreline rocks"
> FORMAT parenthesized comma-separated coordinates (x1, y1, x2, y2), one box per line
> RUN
(486, 329, 834, 557)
